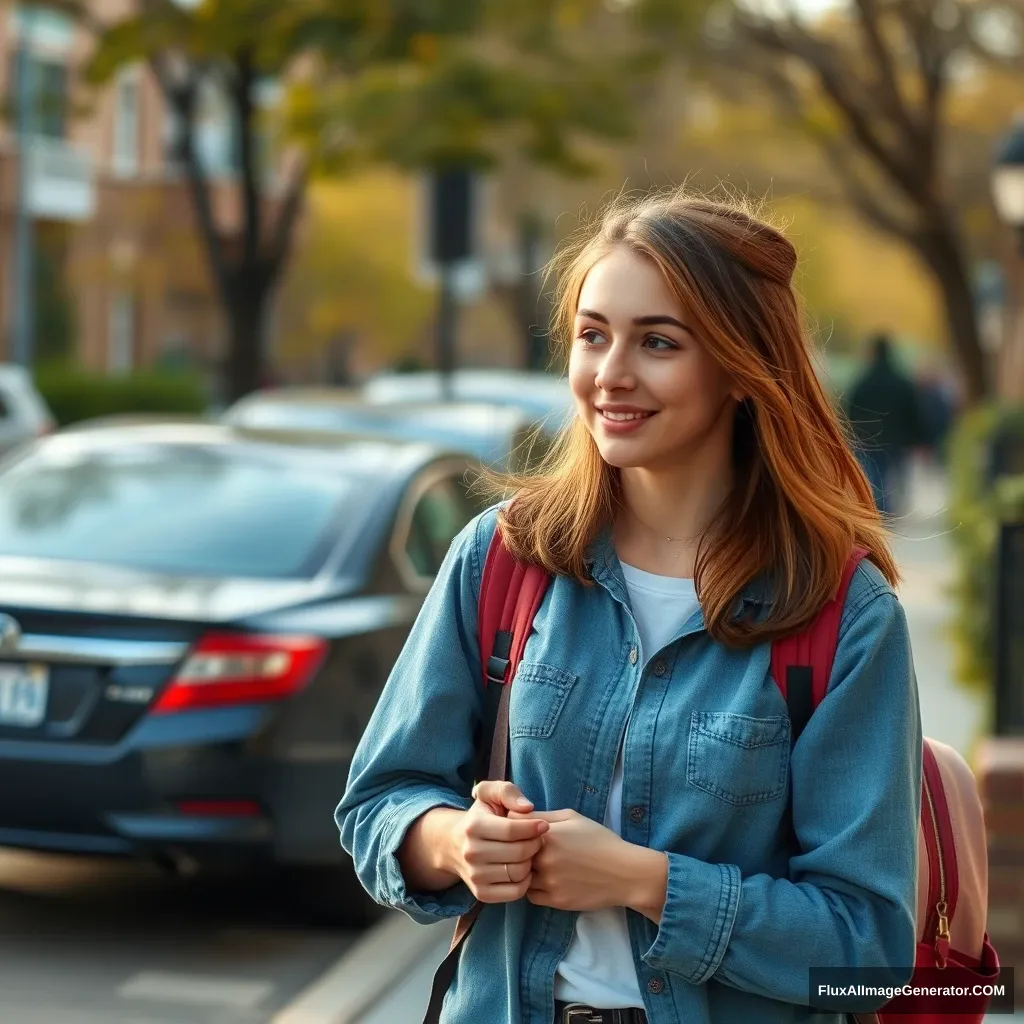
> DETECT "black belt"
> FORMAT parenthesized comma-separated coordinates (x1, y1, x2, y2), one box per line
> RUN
(555, 1002, 647, 1024)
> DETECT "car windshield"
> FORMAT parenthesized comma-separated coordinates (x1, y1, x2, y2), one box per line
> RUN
(0, 441, 366, 578)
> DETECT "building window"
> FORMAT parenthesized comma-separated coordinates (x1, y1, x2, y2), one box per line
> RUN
(11, 6, 75, 52)
(7, 52, 68, 139)
(108, 291, 136, 374)
(112, 69, 140, 177)
(35, 59, 68, 138)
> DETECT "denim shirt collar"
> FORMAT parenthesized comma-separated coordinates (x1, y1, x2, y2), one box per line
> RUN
(584, 525, 774, 620)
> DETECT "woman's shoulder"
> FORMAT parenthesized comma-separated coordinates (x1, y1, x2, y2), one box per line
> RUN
(450, 499, 512, 588)
(838, 553, 904, 643)
(466, 499, 511, 546)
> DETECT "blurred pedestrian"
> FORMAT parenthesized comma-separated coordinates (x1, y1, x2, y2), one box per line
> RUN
(914, 368, 959, 466)
(845, 333, 926, 516)
(336, 191, 919, 1024)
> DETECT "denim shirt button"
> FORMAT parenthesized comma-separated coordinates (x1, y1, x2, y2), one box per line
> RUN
(647, 976, 665, 995)
(629, 646, 638, 665)
(629, 805, 645, 824)
(652, 658, 667, 677)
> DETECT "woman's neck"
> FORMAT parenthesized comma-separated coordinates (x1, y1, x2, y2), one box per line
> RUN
(612, 456, 734, 578)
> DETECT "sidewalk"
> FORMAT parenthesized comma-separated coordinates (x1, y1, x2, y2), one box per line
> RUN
(890, 460, 987, 758)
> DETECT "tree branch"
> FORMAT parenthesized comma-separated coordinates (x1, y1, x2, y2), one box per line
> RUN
(822, 140, 921, 243)
(151, 61, 233, 302)
(755, 56, 920, 242)
(739, 13, 924, 203)
(265, 160, 308, 282)
(852, 0, 923, 149)
(901, 0, 957, 198)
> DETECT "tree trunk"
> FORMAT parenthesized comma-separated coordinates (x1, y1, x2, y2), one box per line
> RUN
(223, 284, 267, 404)
(914, 213, 989, 403)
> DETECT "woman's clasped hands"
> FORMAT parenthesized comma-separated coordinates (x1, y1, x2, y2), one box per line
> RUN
(445, 781, 666, 918)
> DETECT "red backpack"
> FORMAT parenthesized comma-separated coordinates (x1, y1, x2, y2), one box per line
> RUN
(422, 532, 999, 1024)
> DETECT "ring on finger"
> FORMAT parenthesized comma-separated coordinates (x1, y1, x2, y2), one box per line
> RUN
(504, 862, 512, 883)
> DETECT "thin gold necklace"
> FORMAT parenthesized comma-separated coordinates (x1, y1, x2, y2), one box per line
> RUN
(625, 505, 705, 545)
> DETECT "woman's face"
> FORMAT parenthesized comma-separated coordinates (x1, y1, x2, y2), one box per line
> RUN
(569, 246, 742, 472)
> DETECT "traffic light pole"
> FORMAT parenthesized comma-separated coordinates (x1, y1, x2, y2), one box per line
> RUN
(428, 168, 473, 399)
(11, 8, 36, 368)
(436, 264, 457, 402)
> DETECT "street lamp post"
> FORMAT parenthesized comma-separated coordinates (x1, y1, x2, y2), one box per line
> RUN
(11, 4, 37, 368)
(991, 118, 1024, 401)
(991, 116, 1024, 736)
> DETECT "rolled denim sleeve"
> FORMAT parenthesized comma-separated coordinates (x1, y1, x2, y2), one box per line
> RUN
(642, 579, 922, 1008)
(335, 507, 499, 925)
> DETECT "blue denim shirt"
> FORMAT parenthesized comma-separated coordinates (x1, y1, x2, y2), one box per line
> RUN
(337, 505, 922, 1023)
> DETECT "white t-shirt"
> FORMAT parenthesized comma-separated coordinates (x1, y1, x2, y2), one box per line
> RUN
(554, 562, 701, 1008)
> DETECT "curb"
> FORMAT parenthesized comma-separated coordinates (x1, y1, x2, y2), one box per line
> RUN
(272, 913, 453, 1024)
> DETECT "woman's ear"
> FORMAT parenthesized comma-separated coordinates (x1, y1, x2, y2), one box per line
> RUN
(730, 387, 747, 404)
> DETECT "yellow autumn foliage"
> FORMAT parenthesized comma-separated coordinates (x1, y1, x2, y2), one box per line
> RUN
(274, 172, 435, 369)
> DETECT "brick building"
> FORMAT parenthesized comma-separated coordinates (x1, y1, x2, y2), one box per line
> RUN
(0, 1, 258, 376)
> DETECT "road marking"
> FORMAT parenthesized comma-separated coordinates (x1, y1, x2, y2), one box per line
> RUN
(117, 971, 273, 1009)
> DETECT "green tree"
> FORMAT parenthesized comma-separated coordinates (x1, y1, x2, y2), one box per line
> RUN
(76, 0, 644, 395)
(285, 1, 647, 370)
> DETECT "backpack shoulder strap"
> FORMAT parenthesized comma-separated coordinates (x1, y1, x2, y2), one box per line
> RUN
(770, 546, 869, 741)
(421, 522, 552, 1024)
(476, 521, 551, 781)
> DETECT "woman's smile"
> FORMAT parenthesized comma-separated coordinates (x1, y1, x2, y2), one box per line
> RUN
(597, 404, 659, 433)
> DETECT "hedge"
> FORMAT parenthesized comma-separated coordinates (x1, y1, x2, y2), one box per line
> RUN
(947, 403, 1024, 697)
(35, 366, 209, 427)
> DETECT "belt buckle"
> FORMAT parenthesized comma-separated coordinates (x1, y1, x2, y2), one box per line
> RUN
(562, 1006, 604, 1024)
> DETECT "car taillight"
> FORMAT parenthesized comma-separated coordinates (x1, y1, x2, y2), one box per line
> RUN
(152, 632, 328, 713)
(174, 799, 263, 817)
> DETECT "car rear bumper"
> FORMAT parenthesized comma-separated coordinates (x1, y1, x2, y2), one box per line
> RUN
(0, 704, 350, 868)
(0, 817, 270, 861)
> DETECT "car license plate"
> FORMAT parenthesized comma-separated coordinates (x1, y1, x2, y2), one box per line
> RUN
(0, 663, 48, 728)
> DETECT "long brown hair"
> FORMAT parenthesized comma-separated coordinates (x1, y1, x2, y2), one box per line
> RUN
(488, 189, 897, 647)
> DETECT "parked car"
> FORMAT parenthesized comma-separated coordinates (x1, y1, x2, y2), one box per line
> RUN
(0, 365, 56, 456)
(361, 369, 574, 431)
(0, 421, 482, 919)
(222, 390, 553, 470)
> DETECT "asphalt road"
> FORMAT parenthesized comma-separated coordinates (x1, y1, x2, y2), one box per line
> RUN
(0, 848, 358, 1024)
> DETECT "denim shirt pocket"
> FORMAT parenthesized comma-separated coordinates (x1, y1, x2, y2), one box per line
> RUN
(686, 711, 791, 805)
(509, 662, 578, 740)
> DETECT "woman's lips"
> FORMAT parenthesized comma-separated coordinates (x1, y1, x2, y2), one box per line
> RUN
(597, 409, 656, 434)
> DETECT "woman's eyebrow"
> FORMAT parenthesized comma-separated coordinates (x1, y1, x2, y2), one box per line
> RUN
(576, 308, 693, 333)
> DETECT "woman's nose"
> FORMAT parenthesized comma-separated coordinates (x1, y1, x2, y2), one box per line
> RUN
(594, 345, 636, 392)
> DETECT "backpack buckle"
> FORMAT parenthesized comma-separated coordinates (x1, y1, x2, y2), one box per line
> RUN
(485, 654, 510, 686)
(486, 630, 514, 686)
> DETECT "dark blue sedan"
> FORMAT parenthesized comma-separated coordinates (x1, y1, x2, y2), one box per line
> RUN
(0, 422, 482, 919)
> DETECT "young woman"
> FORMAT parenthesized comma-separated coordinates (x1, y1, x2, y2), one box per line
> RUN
(336, 191, 922, 1024)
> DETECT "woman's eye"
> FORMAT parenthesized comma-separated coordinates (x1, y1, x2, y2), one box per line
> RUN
(644, 335, 677, 351)
(578, 329, 607, 346)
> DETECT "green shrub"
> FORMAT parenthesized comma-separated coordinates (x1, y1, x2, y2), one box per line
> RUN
(947, 404, 1024, 696)
(35, 365, 209, 427)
